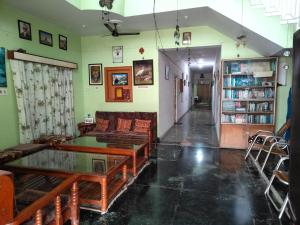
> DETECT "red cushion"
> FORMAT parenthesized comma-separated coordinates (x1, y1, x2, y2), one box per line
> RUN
(96, 119, 109, 131)
(116, 118, 132, 132)
(133, 119, 151, 133)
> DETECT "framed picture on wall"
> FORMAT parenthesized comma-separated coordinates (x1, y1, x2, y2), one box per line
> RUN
(182, 32, 191, 45)
(89, 63, 103, 85)
(112, 73, 128, 86)
(133, 59, 154, 85)
(165, 64, 170, 80)
(112, 46, 123, 63)
(18, 20, 32, 41)
(39, 30, 53, 46)
(92, 159, 106, 173)
(59, 34, 67, 50)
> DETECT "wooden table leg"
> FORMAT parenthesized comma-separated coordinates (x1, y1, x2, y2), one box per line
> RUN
(132, 153, 137, 176)
(122, 164, 127, 181)
(144, 145, 149, 159)
(55, 196, 63, 225)
(70, 182, 79, 225)
(101, 177, 108, 212)
(35, 209, 43, 225)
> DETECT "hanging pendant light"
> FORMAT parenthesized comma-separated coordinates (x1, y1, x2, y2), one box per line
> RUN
(174, 0, 180, 46)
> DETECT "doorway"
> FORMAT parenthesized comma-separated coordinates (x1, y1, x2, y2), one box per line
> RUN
(197, 79, 212, 106)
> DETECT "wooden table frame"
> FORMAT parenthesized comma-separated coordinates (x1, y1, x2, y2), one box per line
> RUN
(57, 141, 149, 177)
(1, 155, 129, 213)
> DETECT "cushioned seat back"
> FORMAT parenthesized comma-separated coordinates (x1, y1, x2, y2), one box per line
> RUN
(95, 111, 157, 139)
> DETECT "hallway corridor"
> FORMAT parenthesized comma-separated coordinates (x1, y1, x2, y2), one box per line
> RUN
(80, 107, 289, 225)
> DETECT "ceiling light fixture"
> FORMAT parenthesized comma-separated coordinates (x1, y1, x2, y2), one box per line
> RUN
(174, 0, 180, 47)
(99, 0, 114, 10)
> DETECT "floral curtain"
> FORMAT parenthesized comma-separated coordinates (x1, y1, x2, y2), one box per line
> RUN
(10, 60, 75, 144)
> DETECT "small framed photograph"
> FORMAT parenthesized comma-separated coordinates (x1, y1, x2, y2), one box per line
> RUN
(92, 159, 106, 173)
(18, 20, 32, 41)
(39, 30, 53, 46)
(115, 87, 124, 100)
(89, 64, 103, 85)
(133, 59, 154, 85)
(165, 64, 170, 80)
(59, 34, 67, 50)
(112, 73, 128, 86)
(112, 46, 123, 63)
(182, 32, 191, 45)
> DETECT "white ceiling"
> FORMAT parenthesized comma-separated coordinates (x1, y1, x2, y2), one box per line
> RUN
(5, 0, 283, 56)
(162, 46, 221, 74)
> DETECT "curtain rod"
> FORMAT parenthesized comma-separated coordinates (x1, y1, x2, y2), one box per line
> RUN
(7, 50, 77, 69)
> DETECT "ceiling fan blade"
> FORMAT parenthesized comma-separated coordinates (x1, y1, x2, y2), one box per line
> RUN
(118, 32, 140, 36)
(104, 23, 114, 33)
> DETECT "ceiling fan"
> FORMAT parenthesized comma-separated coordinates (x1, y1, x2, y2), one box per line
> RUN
(104, 20, 140, 37)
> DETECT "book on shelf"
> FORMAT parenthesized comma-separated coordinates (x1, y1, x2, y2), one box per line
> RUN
(223, 88, 274, 99)
(248, 115, 273, 124)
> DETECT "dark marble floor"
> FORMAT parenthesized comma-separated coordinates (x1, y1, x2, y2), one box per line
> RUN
(79, 106, 291, 225)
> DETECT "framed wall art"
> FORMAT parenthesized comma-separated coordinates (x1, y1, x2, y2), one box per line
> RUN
(133, 59, 153, 85)
(112, 73, 128, 86)
(89, 63, 103, 85)
(59, 34, 67, 50)
(18, 20, 32, 41)
(182, 32, 191, 45)
(39, 30, 53, 46)
(165, 64, 170, 80)
(112, 46, 123, 63)
(92, 159, 106, 173)
(104, 66, 133, 102)
(0, 47, 7, 88)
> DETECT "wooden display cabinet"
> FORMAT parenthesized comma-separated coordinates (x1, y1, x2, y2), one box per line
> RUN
(220, 57, 278, 149)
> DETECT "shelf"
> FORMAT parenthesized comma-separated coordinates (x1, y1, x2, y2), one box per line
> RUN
(222, 111, 273, 114)
(222, 99, 274, 102)
(223, 86, 275, 89)
(224, 73, 250, 76)
(221, 123, 274, 125)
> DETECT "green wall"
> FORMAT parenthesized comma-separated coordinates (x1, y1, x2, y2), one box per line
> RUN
(81, 25, 260, 136)
(0, 1, 292, 148)
(275, 57, 293, 130)
(0, 2, 83, 149)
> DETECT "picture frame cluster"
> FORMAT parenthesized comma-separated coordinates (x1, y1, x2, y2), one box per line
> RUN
(18, 20, 67, 51)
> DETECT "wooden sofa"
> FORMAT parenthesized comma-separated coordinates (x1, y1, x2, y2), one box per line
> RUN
(0, 171, 80, 225)
(78, 111, 157, 149)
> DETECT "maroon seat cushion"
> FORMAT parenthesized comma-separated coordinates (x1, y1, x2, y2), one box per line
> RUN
(116, 118, 132, 132)
(95, 118, 109, 132)
(133, 119, 151, 133)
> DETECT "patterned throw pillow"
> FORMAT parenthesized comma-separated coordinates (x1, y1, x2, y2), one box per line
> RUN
(116, 118, 132, 132)
(96, 119, 109, 132)
(133, 119, 151, 133)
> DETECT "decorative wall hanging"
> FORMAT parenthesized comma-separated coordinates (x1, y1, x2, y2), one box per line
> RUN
(18, 20, 32, 41)
(165, 64, 170, 80)
(89, 63, 103, 85)
(112, 46, 123, 63)
(139, 47, 145, 59)
(182, 32, 191, 45)
(0, 47, 7, 96)
(133, 59, 153, 85)
(59, 35, 67, 50)
(104, 66, 133, 102)
(0, 47, 7, 88)
(39, 30, 53, 47)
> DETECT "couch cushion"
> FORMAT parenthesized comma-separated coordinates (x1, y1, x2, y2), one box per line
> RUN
(96, 118, 109, 132)
(133, 119, 151, 133)
(116, 118, 132, 132)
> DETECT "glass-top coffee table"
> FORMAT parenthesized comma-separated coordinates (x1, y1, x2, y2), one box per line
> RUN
(56, 136, 149, 177)
(3, 149, 129, 213)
